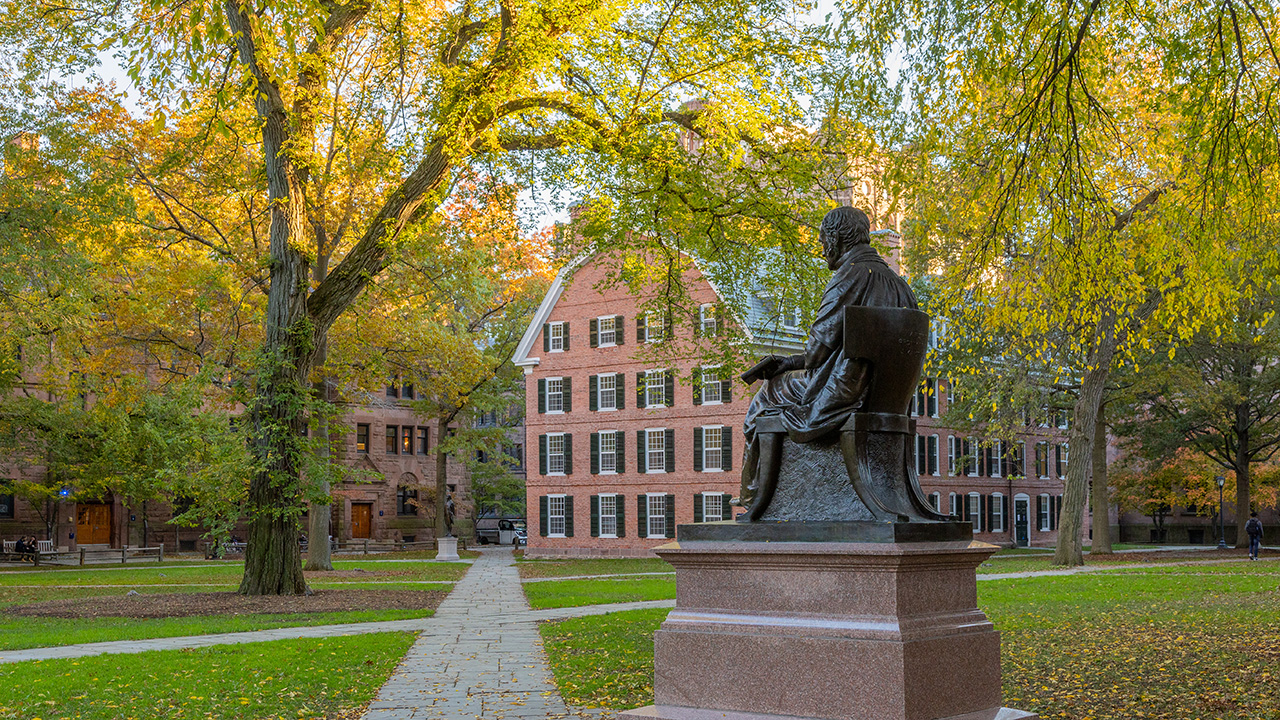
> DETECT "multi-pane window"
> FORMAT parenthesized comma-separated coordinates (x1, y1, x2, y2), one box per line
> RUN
(949, 492, 960, 516)
(0, 494, 12, 519)
(417, 427, 429, 455)
(646, 370, 666, 408)
(599, 431, 618, 473)
(701, 366, 722, 404)
(782, 304, 801, 330)
(990, 439, 1003, 478)
(703, 426, 723, 470)
(644, 313, 666, 343)
(1056, 443, 1068, 477)
(599, 494, 618, 536)
(597, 316, 617, 346)
(968, 493, 982, 532)
(548, 434, 566, 474)
(401, 426, 413, 454)
(915, 379, 938, 418)
(397, 486, 418, 516)
(703, 493, 725, 522)
(648, 494, 667, 537)
(1038, 493, 1052, 531)
(547, 378, 565, 412)
(1035, 442, 1049, 477)
(991, 493, 1005, 532)
(386, 425, 399, 454)
(647, 429, 666, 473)
(700, 304, 717, 336)
(929, 492, 941, 511)
(947, 436, 959, 476)
(356, 424, 370, 454)
(598, 373, 617, 411)
(548, 321, 567, 351)
(548, 495, 567, 536)
(964, 439, 978, 477)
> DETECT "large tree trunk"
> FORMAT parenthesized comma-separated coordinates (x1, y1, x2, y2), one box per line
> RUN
(436, 424, 451, 538)
(1090, 401, 1113, 553)
(1234, 407, 1251, 547)
(305, 259, 334, 572)
(1054, 313, 1118, 567)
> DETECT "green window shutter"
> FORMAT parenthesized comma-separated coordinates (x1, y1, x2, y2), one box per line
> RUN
(693, 427, 704, 472)
(537, 379, 546, 414)
(616, 497, 626, 537)
(563, 322, 570, 351)
(664, 494, 675, 538)
(589, 318, 598, 348)
(589, 375, 598, 411)
(722, 428, 733, 472)
(590, 495, 600, 537)
(962, 496, 970, 521)
(693, 493, 704, 523)
(590, 432, 600, 475)
(636, 430, 647, 473)
(1036, 495, 1043, 527)
(563, 377, 572, 413)
(539, 434, 548, 475)
(981, 494, 990, 532)
(636, 371, 647, 408)
(539, 496, 549, 537)
(615, 431, 626, 474)
(664, 369, 674, 407)
(664, 428, 675, 472)
(615, 315, 625, 345)
(564, 433, 573, 475)
(692, 368, 703, 405)
(722, 376, 732, 404)
(542, 324, 550, 352)
(616, 373, 626, 409)
(637, 495, 648, 538)
(1003, 495, 1010, 531)
(636, 315, 646, 343)
(564, 496, 574, 537)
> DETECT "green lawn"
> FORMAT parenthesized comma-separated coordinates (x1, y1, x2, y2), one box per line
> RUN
(516, 557, 673, 580)
(0, 632, 414, 719)
(522, 575, 676, 609)
(979, 548, 1258, 575)
(0, 559, 469, 587)
(540, 563, 1280, 719)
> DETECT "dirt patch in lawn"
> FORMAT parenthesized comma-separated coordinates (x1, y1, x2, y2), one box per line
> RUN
(4, 589, 447, 619)
(301, 569, 418, 580)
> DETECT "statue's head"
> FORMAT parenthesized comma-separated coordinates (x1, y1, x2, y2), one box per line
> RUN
(818, 207, 871, 269)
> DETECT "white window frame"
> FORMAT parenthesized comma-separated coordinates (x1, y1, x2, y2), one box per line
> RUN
(547, 494, 567, 537)
(547, 433, 566, 475)
(782, 304, 801, 331)
(965, 439, 979, 477)
(546, 377, 565, 414)
(596, 315, 617, 347)
(949, 492, 959, 517)
(991, 439, 1003, 478)
(929, 491, 941, 511)
(647, 493, 667, 538)
(646, 428, 666, 474)
(700, 365, 722, 405)
(599, 493, 618, 538)
(644, 313, 666, 343)
(968, 492, 982, 532)
(699, 304, 717, 337)
(702, 425, 723, 471)
(1036, 441, 1050, 479)
(598, 373, 617, 411)
(548, 321, 566, 352)
(599, 431, 618, 474)
(702, 492, 726, 522)
(1038, 493, 1052, 531)
(991, 492, 1005, 532)
(646, 369, 666, 408)
(1057, 443, 1069, 477)
(947, 436, 958, 476)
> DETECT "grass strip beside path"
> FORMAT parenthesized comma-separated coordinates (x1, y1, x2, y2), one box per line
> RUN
(0, 632, 415, 719)
(540, 564, 1280, 718)
(522, 576, 676, 609)
(516, 558, 673, 580)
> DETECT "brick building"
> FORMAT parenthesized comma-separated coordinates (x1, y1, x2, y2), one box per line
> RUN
(513, 241, 1071, 557)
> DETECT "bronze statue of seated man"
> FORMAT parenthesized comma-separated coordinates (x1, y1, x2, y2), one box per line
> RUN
(738, 207, 948, 525)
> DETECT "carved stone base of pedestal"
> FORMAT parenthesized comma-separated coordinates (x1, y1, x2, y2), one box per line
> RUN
(435, 536, 459, 561)
(619, 534, 1038, 720)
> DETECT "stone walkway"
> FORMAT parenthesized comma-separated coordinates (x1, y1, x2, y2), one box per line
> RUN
(363, 546, 592, 720)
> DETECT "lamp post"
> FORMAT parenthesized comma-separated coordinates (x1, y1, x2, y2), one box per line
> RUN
(1216, 475, 1227, 550)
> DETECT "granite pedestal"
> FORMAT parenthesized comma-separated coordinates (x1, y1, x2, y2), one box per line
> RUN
(621, 522, 1038, 720)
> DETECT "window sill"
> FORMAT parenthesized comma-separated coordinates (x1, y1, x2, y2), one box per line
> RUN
(546, 410, 565, 415)
(548, 533, 566, 538)
(701, 400, 723, 406)
(599, 534, 617, 539)
(599, 470, 617, 475)
(645, 470, 667, 475)
(546, 472, 566, 477)
(598, 342, 616, 348)
(597, 407, 617, 412)
(702, 467, 724, 473)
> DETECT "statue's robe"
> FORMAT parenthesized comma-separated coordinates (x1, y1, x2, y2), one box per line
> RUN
(741, 244, 918, 498)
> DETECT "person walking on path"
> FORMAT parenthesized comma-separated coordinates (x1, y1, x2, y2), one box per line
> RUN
(1246, 512, 1264, 560)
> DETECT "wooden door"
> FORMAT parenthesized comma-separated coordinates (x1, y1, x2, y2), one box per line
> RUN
(76, 504, 112, 545)
(351, 504, 372, 539)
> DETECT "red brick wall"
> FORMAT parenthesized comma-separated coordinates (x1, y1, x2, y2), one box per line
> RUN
(524, 255, 748, 557)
